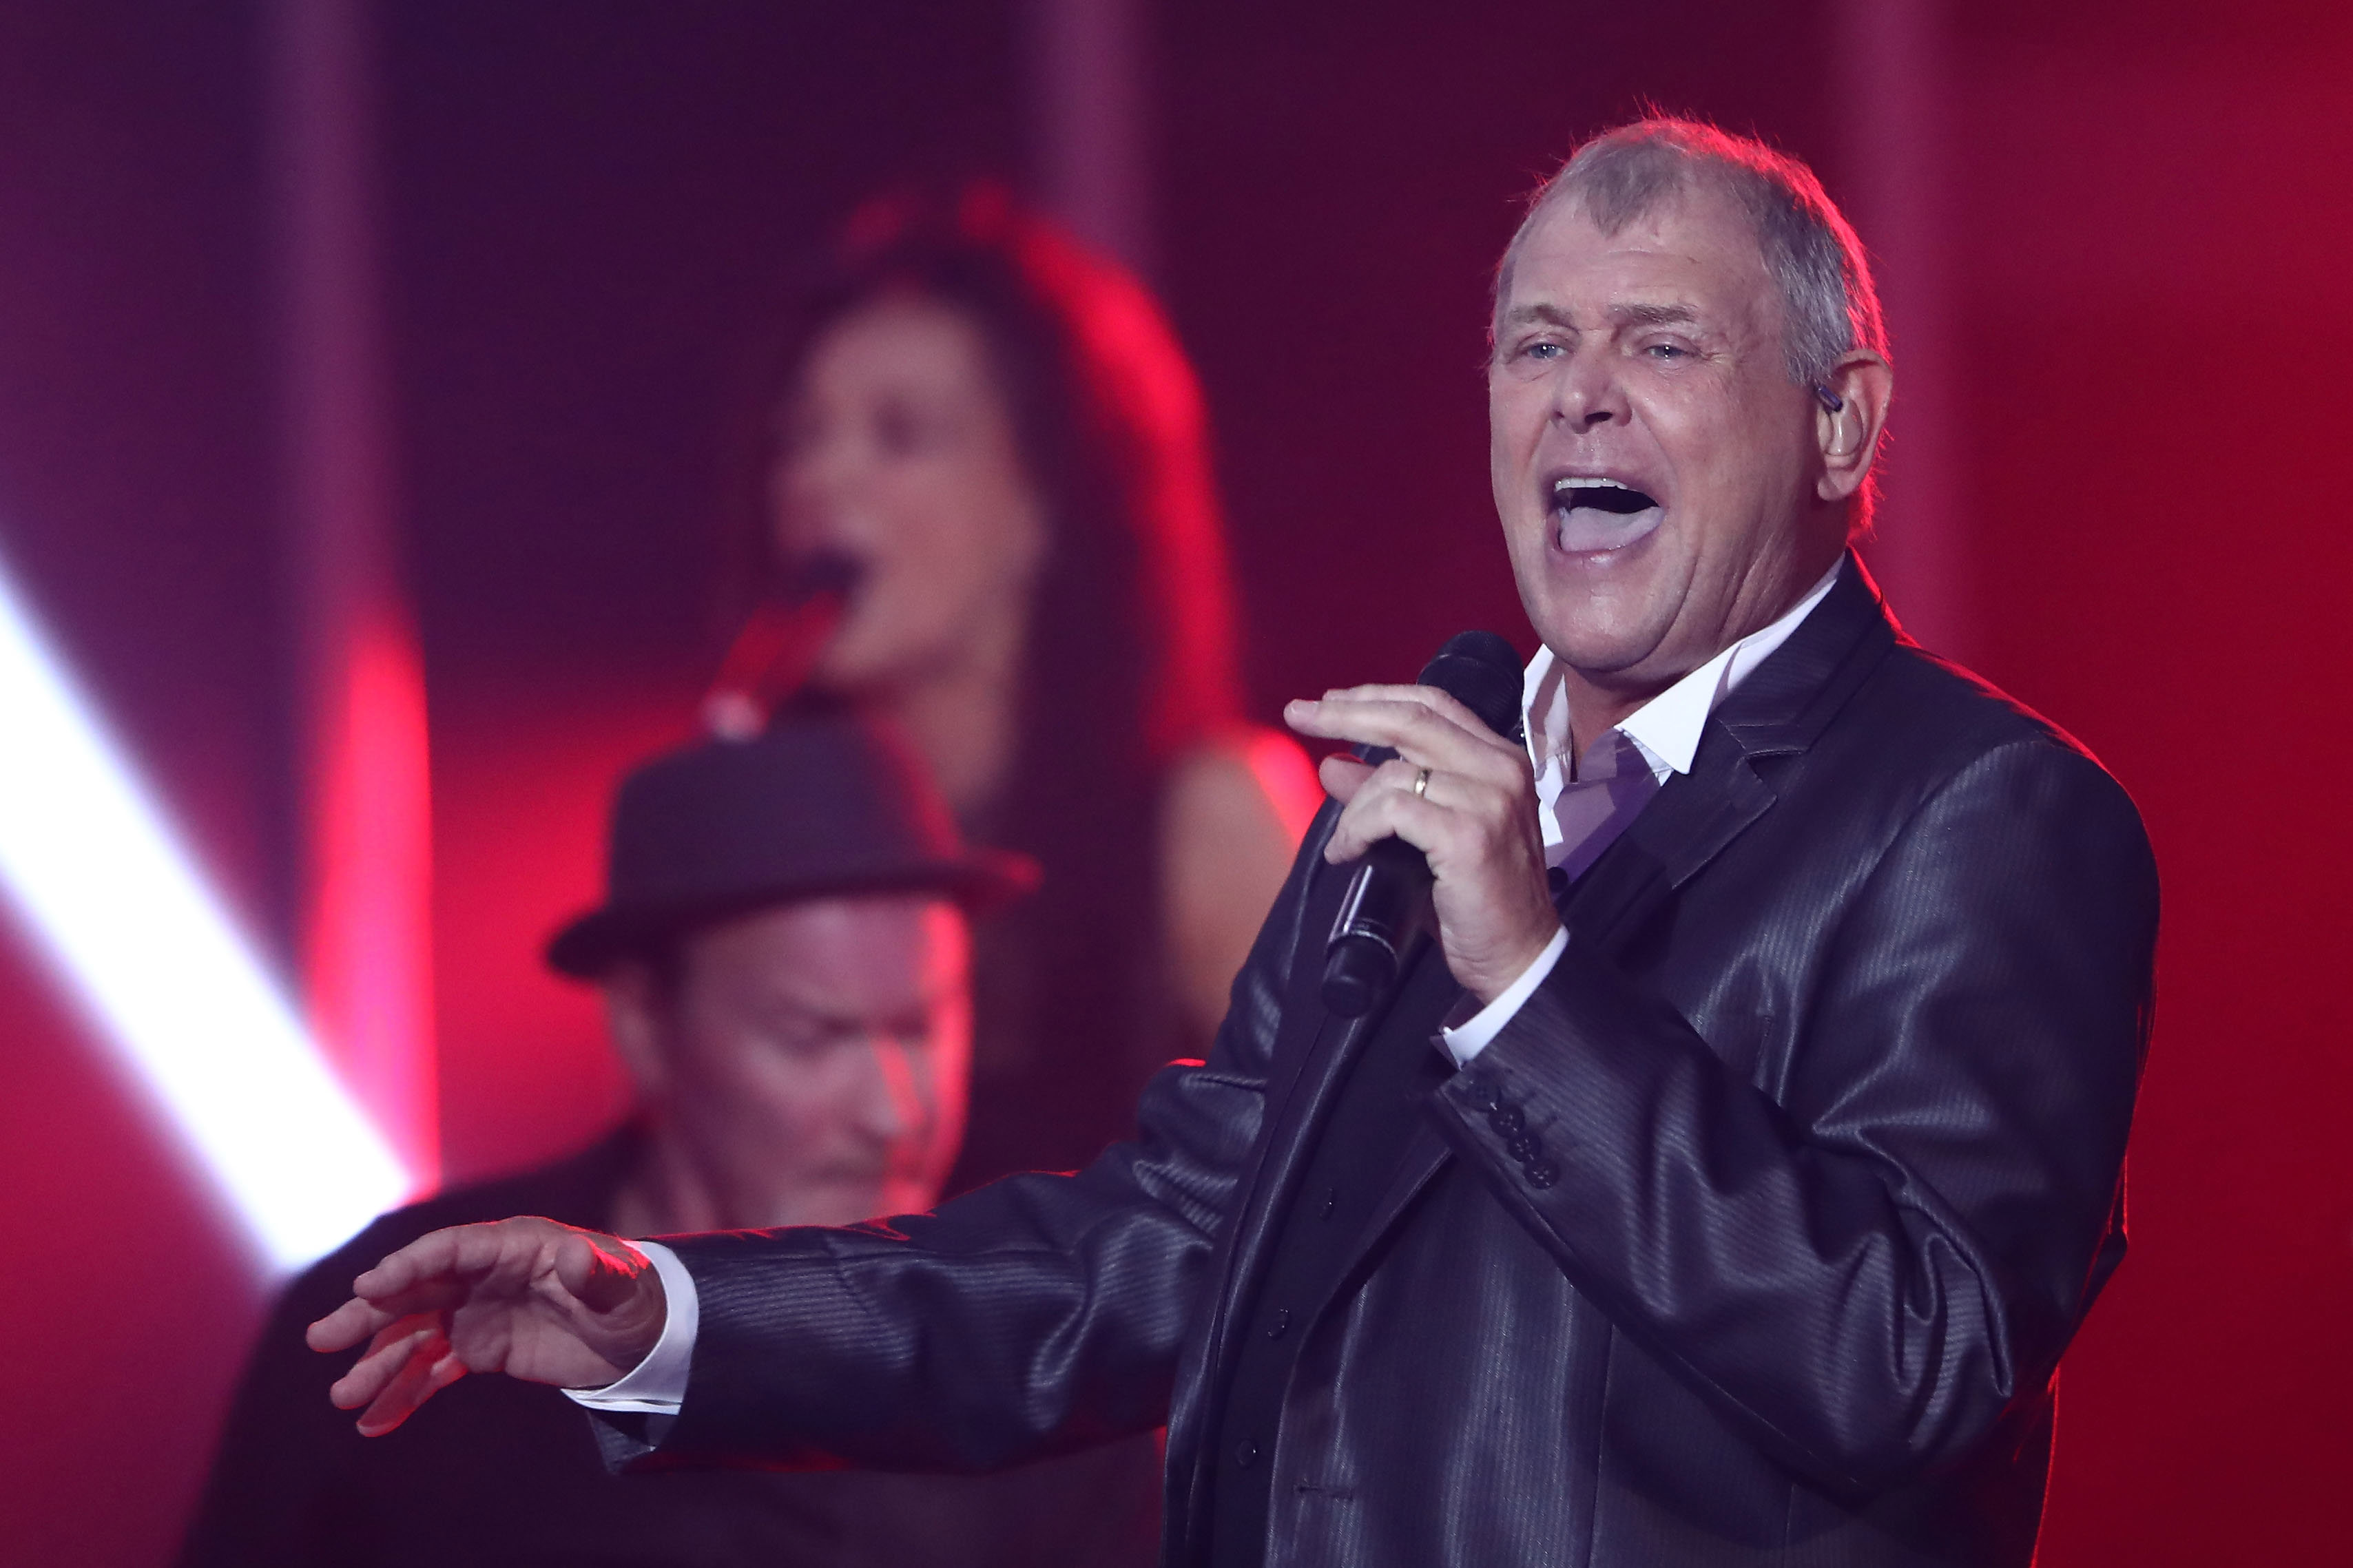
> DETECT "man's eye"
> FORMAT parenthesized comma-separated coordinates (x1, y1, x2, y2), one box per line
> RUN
(751, 1007, 830, 1049)
(1644, 342, 1692, 362)
(1520, 341, 1564, 362)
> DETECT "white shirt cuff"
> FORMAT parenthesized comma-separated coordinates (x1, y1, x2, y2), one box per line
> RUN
(1439, 925, 1568, 1065)
(560, 1239, 699, 1415)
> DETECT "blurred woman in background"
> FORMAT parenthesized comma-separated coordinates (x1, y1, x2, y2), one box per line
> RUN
(741, 185, 1316, 1193)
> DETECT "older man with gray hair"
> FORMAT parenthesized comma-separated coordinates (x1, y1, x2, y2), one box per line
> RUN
(315, 120, 2155, 1567)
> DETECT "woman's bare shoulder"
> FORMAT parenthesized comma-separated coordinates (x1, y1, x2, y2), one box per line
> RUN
(1158, 726, 1326, 1032)
(1163, 726, 1322, 852)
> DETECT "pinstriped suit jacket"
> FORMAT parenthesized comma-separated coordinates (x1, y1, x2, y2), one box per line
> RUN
(614, 558, 2157, 1567)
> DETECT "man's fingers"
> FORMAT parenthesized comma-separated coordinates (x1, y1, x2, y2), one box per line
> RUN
(1325, 768, 1454, 863)
(328, 1317, 439, 1411)
(1289, 678, 1535, 867)
(555, 1231, 647, 1315)
(351, 1217, 570, 1303)
(1325, 760, 1530, 866)
(1316, 753, 1374, 804)
(1284, 687, 1523, 780)
(346, 1223, 470, 1302)
(353, 1337, 449, 1435)
(331, 1218, 574, 1348)
(307, 1295, 395, 1354)
(353, 1336, 466, 1438)
(1294, 682, 1500, 739)
(1303, 682, 1493, 721)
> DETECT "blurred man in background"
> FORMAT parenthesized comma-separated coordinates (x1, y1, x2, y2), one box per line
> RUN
(180, 713, 1161, 1568)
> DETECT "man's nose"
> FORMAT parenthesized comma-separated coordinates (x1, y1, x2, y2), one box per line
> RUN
(1551, 346, 1628, 430)
(855, 1036, 929, 1142)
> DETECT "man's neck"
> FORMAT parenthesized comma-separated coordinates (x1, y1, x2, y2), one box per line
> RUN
(607, 1131, 727, 1237)
(1558, 680, 1661, 770)
(1551, 550, 1843, 764)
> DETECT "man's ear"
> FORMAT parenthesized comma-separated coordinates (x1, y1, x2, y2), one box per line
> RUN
(602, 961, 672, 1100)
(1814, 350, 1893, 505)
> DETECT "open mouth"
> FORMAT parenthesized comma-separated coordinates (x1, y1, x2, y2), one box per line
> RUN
(778, 547, 866, 605)
(1549, 477, 1663, 554)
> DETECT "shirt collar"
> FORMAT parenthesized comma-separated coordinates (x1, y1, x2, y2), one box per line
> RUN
(1522, 557, 1843, 780)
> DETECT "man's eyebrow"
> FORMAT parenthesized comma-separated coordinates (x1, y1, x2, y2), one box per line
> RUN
(1609, 302, 1703, 328)
(1495, 301, 1707, 333)
(1497, 302, 1577, 332)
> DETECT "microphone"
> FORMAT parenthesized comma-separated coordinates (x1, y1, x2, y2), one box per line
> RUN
(701, 551, 864, 740)
(1321, 629, 1525, 1016)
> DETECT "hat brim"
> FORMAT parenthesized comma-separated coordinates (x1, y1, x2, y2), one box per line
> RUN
(544, 847, 1039, 981)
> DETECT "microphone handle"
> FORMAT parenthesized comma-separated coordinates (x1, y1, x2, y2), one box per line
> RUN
(1321, 838, 1431, 1016)
(1317, 629, 1524, 1018)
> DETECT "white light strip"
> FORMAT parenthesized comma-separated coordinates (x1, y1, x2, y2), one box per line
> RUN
(0, 552, 409, 1271)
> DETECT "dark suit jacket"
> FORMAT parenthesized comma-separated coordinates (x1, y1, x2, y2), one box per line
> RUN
(180, 1131, 1162, 1568)
(619, 561, 2157, 1567)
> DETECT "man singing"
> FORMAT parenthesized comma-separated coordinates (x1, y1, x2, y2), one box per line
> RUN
(311, 120, 2156, 1567)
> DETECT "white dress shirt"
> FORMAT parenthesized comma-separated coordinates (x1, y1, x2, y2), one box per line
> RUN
(568, 558, 1845, 1417)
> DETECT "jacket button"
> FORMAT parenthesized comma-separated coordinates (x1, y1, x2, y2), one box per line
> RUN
(1488, 1105, 1524, 1136)
(1265, 1307, 1292, 1339)
(1234, 1438, 1260, 1469)
(1467, 1082, 1504, 1112)
(1506, 1133, 1544, 1164)
(1524, 1161, 1559, 1189)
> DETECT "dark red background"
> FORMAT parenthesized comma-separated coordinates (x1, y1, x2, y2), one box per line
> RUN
(1, 3, 2346, 1562)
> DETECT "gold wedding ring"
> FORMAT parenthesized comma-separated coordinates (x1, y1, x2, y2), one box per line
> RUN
(1413, 766, 1432, 799)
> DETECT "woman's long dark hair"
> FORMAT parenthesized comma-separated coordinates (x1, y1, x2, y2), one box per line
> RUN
(732, 185, 1250, 1186)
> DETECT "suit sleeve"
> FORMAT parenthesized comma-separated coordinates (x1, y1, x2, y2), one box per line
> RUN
(1431, 738, 2157, 1492)
(612, 806, 1341, 1476)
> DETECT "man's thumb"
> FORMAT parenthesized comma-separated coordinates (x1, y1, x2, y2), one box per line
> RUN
(555, 1231, 651, 1317)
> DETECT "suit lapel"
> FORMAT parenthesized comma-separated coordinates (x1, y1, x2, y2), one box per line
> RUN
(1562, 755, 1774, 954)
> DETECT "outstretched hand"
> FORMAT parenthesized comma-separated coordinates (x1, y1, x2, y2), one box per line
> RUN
(1285, 682, 1558, 1005)
(306, 1217, 669, 1436)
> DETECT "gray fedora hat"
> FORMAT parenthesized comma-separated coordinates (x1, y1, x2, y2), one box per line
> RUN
(546, 711, 1037, 979)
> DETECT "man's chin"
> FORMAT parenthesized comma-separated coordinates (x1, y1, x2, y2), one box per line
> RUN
(1538, 633, 1679, 689)
(1522, 577, 1680, 682)
(743, 1176, 895, 1229)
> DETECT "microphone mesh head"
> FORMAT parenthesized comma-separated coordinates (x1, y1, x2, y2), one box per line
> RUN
(1418, 630, 1523, 739)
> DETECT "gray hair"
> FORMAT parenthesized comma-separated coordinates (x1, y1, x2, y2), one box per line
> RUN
(1494, 118, 1887, 388)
